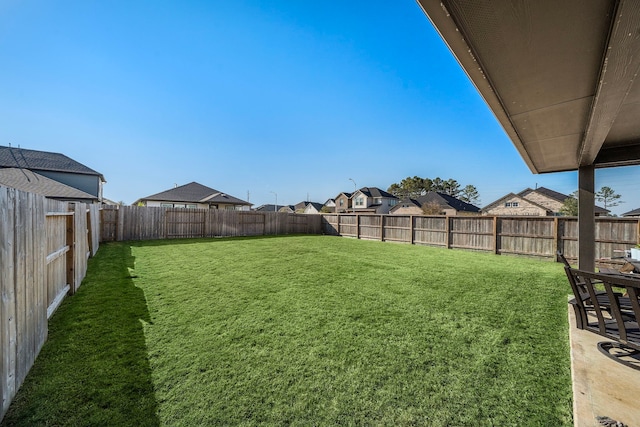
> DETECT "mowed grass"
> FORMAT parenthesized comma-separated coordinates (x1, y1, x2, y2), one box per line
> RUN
(2, 235, 573, 426)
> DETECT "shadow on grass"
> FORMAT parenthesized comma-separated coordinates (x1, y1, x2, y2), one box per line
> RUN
(1, 243, 159, 427)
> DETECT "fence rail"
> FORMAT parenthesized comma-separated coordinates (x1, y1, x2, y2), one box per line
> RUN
(321, 214, 640, 262)
(1, 187, 97, 422)
(100, 206, 323, 242)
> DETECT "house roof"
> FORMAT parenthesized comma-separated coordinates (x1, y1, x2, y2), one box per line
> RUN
(418, 1, 640, 173)
(355, 187, 397, 199)
(139, 182, 250, 205)
(0, 145, 105, 181)
(336, 192, 353, 199)
(622, 208, 640, 217)
(304, 202, 325, 212)
(416, 192, 480, 212)
(0, 168, 97, 201)
(482, 187, 610, 214)
(518, 187, 569, 203)
(255, 204, 290, 212)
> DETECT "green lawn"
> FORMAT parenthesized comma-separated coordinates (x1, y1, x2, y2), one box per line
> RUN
(1, 236, 573, 426)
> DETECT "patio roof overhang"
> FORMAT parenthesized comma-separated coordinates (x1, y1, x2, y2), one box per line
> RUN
(417, 0, 640, 270)
(417, 0, 640, 173)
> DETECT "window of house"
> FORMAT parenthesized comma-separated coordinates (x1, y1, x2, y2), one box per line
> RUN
(340, 199, 344, 206)
(161, 203, 173, 208)
(375, 198, 382, 204)
(186, 204, 197, 209)
(355, 197, 364, 206)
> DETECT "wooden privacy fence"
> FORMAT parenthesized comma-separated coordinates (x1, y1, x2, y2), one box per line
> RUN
(1, 187, 99, 421)
(100, 206, 323, 241)
(322, 214, 640, 262)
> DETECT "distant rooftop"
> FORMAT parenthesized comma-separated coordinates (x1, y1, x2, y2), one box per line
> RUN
(0, 145, 104, 181)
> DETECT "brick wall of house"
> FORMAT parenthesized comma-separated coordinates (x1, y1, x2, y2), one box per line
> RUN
(335, 194, 351, 213)
(523, 191, 564, 213)
(483, 196, 547, 216)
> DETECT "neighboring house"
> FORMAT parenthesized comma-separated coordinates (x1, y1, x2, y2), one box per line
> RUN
(0, 168, 98, 203)
(278, 205, 295, 213)
(293, 201, 309, 212)
(292, 201, 324, 213)
(0, 145, 105, 200)
(323, 199, 336, 210)
(482, 186, 609, 216)
(135, 182, 251, 210)
(390, 192, 481, 216)
(303, 202, 325, 214)
(350, 187, 399, 214)
(255, 204, 291, 212)
(334, 192, 352, 213)
(622, 208, 640, 217)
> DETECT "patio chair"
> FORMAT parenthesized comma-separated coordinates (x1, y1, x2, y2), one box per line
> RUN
(564, 266, 640, 370)
(558, 252, 633, 317)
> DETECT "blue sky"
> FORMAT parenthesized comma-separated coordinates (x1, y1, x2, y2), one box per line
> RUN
(1, 1, 638, 214)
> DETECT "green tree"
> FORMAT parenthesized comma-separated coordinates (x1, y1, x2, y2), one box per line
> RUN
(459, 185, 480, 205)
(442, 179, 461, 197)
(560, 191, 578, 216)
(387, 183, 406, 198)
(431, 177, 445, 192)
(400, 176, 427, 198)
(596, 186, 623, 211)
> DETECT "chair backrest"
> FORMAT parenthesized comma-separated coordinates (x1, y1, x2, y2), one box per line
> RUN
(557, 251, 571, 268)
(565, 267, 640, 348)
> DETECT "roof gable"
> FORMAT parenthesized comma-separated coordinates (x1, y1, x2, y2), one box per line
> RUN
(415, 192, 480, 212)
(0, 146, 104, 181)
(518, 187, 569, 203)
(140, 182, 249, 205)
(354, 187, 397, 199)
(0, 168, 96, 200)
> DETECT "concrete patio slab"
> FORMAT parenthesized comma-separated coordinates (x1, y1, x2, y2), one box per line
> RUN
(569, 305, 640, 427)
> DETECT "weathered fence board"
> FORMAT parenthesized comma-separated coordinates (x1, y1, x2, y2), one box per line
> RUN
(1, 187, 95, 422)
(323, 214, 640, 261)
(100, 206, 323, 241)
(1, 187, 17, 419)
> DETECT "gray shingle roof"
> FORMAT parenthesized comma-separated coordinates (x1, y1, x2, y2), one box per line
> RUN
(622, 208, 640, 217)
(0, 168, 97, 201)
(0, 146, 104, 180)
(357, 187, 397, 199)
(140, 182, 250, 205)
(415, 192, 481, 212)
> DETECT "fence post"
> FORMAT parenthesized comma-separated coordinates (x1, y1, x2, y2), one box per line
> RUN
(380, 215, 384, 242)
(356, 214, 360, 239)
(86, 209, 93, 257)
(65, 207, 75, 295)
(445, 216, 451, 249)
(116, 206, 124, 242)
(493, 216, 499, 254)
(410, 216, 415, 245)
(554, 217, 561, 261)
